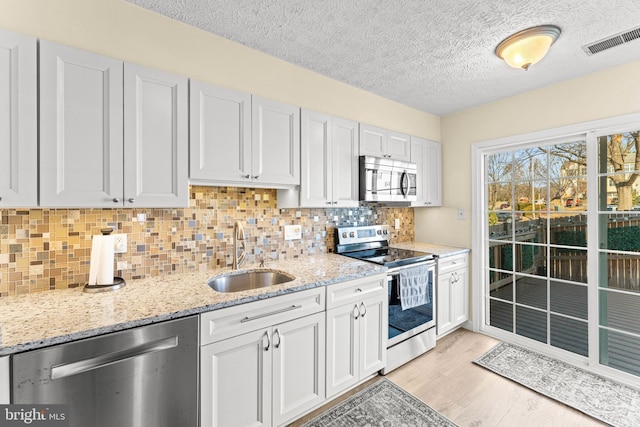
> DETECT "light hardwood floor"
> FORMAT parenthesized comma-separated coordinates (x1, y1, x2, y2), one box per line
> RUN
(290, 328, 604, 426)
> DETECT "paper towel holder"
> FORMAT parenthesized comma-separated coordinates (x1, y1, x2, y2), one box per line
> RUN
(83, 228, 126, 293)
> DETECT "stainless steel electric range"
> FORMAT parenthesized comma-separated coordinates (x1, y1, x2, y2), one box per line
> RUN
(336, 224, 437, 374)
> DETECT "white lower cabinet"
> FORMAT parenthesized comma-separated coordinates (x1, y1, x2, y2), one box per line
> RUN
(326, 275, 387, 398)
(437, 253, 470, 337)
(200, 288, 325, 427)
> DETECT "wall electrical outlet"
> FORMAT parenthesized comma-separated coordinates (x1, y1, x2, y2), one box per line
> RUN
(113, 234, 128, 253)
(457, 209, 466, 220)
(394, 218, 401, 230)
(284, 225, 302, 241)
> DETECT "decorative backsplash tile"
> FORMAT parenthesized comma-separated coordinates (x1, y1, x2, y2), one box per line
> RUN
(0, 186, 414, 297)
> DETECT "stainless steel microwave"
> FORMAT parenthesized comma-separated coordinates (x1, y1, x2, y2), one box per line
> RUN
(359, 156, 417, 202)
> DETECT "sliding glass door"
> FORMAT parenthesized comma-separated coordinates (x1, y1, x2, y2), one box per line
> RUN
(480, 124, 640, 381)
(596, 130, 640, 376)
(485, 138, 589, 357)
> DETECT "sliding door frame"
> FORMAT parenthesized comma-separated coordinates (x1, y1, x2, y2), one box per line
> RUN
(471, 112, 640, 387)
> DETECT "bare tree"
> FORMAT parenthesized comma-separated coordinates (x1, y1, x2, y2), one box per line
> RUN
(605, 132, 640, 210)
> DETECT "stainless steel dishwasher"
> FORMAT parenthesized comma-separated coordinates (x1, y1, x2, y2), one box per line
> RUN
(12, 316, 199, 427)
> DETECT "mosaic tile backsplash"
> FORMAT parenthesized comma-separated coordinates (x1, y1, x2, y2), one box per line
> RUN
(0, 186, 414, 297)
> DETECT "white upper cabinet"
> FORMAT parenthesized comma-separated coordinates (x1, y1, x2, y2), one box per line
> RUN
(124, 63, 188, 207)
(359, 123, 411, 161)
(189, 81, 252, 183)
(40, 41, 188, 208)
(0, 29, 37, 207)
(290, 109, 359, 208)
(251, 96, 300, 186)
(411, 136, 442, 207)
(189, 87, 300, 188)
(39, 40, 124, 208)
(331, 117, 360, 207)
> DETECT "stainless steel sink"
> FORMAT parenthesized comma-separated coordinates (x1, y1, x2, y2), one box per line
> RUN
(208, 269, 295, 293)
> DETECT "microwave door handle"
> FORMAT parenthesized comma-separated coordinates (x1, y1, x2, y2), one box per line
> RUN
(401, 171, 409, 197)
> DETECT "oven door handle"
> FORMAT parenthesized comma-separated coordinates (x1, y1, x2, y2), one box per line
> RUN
(387, 260, 435, 277)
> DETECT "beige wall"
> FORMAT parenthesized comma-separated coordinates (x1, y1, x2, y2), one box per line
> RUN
(0, 0, 439, 140)
(415, 60, 640, 248)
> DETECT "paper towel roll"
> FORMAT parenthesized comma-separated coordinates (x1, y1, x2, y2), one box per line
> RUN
(88, 235, 115, 285)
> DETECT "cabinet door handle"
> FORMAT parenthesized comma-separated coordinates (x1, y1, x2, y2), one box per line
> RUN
(253, 175, 260, 179)
(264, 331, 271, 352)
(112, 198, 120, 203)
(353, 304, 360, 320)
(128, 198, 135, 203)
(326, 201, 332, 205)
(360, 302, 367, 317)
(241, 304, 302, 323)
(274, 329, 281, 349)
(244, 174, 251, 179)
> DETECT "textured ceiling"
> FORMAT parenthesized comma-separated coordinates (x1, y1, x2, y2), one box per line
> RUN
(126, 0, 640, 115)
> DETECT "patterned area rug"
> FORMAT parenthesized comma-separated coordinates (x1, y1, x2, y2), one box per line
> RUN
(301, 378, 457, 427)
(475, 342, 640, 427)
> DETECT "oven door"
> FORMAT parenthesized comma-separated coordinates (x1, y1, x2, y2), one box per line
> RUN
(387, 260, 436, 347)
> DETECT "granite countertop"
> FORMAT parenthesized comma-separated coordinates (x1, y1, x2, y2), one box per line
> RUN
(0, 254, 386, 356)
(391, 241, 470, 258)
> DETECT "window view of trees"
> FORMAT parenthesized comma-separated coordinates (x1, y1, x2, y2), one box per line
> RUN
(599, 131, 640, 211)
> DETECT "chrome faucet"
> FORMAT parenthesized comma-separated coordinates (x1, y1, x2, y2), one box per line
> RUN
(233, 221, 246, 269)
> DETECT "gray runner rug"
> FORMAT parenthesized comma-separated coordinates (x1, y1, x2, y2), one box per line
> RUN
(300, 378, 457, 426)
(474, 342, 640, 427)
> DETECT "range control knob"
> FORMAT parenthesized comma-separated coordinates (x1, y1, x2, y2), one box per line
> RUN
(349, 232, 355, 238)
(383, 229, 388, 235)
(377, 230, 382, 235)
(342, 232, 348, 238)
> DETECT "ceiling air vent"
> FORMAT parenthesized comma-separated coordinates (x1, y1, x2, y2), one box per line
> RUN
(583, 25, 640, 56)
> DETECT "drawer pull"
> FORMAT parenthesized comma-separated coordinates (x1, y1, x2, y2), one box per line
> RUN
(241, 304, 302, 323)
(355, 288, 362, 293)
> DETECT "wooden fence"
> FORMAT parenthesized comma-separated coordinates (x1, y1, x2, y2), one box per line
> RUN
(488, 213, 640, 292)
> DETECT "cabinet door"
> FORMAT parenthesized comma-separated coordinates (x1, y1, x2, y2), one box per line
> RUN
(387, 131, 411, 161)
(201, 328, 272, 427)
(359, 294, 387, 377)
(359, 124, 386, 157)
(252, 96, 300, 186)
(0, 29, 37, 207)
(332, 117, 359, 207)
(124, 63, 188, 207)
(424, 140, 442, 206)
(411, 136, 442, 207)
(410, 137, 428, 206)
(40, 41, 123, 207)
(300, 109, 331, 207)
(189, 81, 252, 183)
(272, 312, 326, 426)
(451, 268, 469, 327)
(436, 273, 453, 336)
(326, 303, 359, 398)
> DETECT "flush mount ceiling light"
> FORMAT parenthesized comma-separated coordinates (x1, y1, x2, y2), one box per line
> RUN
(496, 25, 561, 71)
